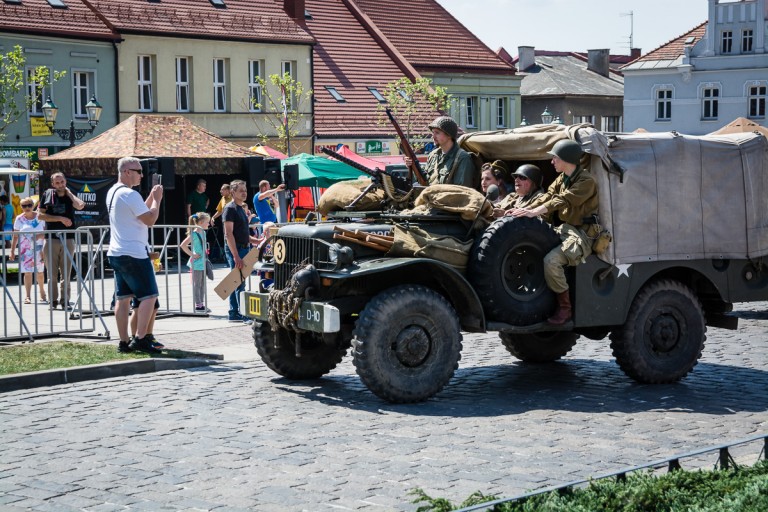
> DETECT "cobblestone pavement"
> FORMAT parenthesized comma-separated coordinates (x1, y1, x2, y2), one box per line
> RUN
(1, 303, 767, 511)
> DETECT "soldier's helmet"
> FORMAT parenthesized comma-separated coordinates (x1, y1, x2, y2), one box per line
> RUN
(428, 116, 459, 140)
(547, 139, 583, 165)
(512, 164, 543, 189)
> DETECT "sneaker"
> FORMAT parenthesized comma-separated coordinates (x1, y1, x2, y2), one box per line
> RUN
(145, 334, 165, 350)
(129, 334, 162, 354)
(118, 341, 133, 353)
(195, 306, 212, 313)
(50, 301, 58, 310)
(228, 313, 252, 325)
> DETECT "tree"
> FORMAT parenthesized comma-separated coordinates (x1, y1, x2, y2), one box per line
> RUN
(244, 72, 313, 156)
(376, 77, 450, 152)
(0, 45, 65, 142)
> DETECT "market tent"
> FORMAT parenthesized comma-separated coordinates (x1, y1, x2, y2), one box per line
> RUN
(333, 145, 383, 169)
(710, 117, 768, 137)
(281, 153, 366, 188)
(250, 144, 288, 159)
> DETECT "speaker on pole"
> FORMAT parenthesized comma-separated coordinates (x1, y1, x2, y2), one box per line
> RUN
(157, 157, 176, 190)
(283, 163, 299, 191)
(264, 158, 282, 187)
(244, 156, 266, 188)
(139, 158, 158, 195)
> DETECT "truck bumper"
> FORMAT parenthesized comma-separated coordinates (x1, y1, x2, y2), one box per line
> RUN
(243, 291, 341, 333)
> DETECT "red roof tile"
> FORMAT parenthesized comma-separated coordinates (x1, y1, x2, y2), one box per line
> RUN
(352, 0, 516, 75)
(88, 0, 314, 44)
(630, 21, 707, 64)
(0, 0, 117, 40)
(306, 0, 439, 138)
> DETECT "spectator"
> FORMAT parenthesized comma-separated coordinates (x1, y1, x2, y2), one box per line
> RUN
(37, 172, 85, 310)
(253, 180, 285, 224)
(210, 183, 232, 226)
(223, 180, 260, 323)
(1, 194, 13, 246)
(8, 197, 47, 304)
(179, 212, 212, 313)
(186, 179, 209, 218)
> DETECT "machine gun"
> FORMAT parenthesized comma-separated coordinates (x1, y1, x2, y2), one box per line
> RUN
(319, 147, 416, 210)
(385, 108, 428, 186)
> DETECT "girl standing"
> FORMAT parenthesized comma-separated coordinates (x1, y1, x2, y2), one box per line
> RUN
(9, 197, 47, 304)
(180, 212, 211, 312)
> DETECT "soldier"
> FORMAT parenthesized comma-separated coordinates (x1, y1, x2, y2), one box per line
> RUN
(405, 116, 475, 188)
(509, 140, 599, 325)
(494, 164, 545, 216)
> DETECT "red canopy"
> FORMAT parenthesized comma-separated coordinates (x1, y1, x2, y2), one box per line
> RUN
(335, 145, 386, 169)
(250, 144, 288, 159)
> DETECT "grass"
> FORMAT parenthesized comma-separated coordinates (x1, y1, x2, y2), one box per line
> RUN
(0, 341, 210, 376)
(411, 459, 768, 511)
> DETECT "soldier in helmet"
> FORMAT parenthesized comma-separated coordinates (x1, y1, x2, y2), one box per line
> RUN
(406, 116, 476, 188)
(509, 139, 599, 325)
(494, 164, 544, 217)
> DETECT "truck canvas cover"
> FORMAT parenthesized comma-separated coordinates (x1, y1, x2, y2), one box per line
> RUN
(460, 125, 768, 265)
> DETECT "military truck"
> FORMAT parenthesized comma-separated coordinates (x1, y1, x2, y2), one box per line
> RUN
(244, 124, 768, 403)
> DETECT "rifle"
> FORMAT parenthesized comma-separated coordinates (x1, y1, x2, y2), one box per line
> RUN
(319, 147, 411, 194)
(385, 108, 428, 186)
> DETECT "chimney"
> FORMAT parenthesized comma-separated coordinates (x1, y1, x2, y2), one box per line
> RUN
(284, 0, 306, 25)
(587, 48, 610, 77)
(630, 48, 642, 60)
(517, 46, 535, 71)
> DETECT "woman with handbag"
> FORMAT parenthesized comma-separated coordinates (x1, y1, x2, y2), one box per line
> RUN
(180, 212, 212, 313)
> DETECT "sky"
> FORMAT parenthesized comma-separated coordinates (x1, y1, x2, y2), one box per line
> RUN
(435, 0, 709, 57)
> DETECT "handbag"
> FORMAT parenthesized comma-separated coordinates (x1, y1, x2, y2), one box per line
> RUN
(194, 232, 214, 281)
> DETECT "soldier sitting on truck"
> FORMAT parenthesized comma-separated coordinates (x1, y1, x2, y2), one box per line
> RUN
(508, 140, 599, 325)
(405, 116, 476, 189)
(493, 164, 545, 217)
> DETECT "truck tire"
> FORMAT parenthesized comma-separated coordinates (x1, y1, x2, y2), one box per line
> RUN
(469, 216, 561, 325)
(253, 321, 347, 380)
(352, 285, 462, 403)
(609, 280, 706, 383)
(499, 331, 578, 362)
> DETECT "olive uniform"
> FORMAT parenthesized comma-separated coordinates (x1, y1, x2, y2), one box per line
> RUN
(497, 189, 544, 210)
(425, 144, 476, 188)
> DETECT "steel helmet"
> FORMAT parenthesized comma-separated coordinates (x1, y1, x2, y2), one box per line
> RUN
(547, 139, 583, 165)
(512, 164, 543, 189)
(428, 116, 459, 140)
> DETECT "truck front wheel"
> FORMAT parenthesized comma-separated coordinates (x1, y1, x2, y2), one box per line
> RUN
(609, 280, 706, 383)
(352, 285, 462, 403)
(253, 321, 347, 380)
(499, 331, 578, 362)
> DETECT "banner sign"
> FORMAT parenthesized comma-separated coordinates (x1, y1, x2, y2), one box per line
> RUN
(67, 176, 118, 226)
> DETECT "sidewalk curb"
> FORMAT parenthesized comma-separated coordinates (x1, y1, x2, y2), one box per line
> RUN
(0, 357, 220, 393)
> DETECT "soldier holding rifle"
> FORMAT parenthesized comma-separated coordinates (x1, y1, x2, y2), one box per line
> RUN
(404, 116, 475, 188)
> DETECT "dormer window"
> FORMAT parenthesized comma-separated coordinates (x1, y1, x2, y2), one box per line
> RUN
(46, 0, 67, 6)
(398, 90, 412, 102)
(304, 9, 313, 20)
(368, 87, 386, 103)
(326, 87, 345, 102)
(209, 0, 226, 7)
(4, 0, 22, 4)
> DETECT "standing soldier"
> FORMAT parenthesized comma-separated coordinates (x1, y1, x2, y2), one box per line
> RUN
(405, 116, 476, 189)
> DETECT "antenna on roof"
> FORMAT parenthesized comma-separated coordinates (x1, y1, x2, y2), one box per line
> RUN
(620, 10, 634, 50)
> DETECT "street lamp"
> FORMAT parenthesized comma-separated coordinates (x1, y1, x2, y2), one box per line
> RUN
(42, 95, 103, 147)
(541, 106, 553, 124)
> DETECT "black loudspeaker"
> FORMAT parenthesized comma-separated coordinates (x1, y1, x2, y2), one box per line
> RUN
(264, 158, 282, 187)
(157, 157, 175, 190)
(283, 163, 299, 190)
(244, 156, 266, 188)
(139, 158, 158, 195)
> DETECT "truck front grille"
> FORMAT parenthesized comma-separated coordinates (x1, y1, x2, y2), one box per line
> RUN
(274, 236, 331, 289)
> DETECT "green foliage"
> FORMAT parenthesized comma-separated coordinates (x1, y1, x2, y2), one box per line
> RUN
(376, 77, 450, 152)
(0, 45, 65, 142)
(411, 460, 768, 511)
(245, 72, 313, 156)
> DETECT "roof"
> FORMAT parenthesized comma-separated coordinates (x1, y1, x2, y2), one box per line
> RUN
(517, 52, 624, 97)
(305, 0, 439, 138)
(0, 0, 117, 41)
(352, 0, 516, 75)
(710, 117, 768, 137)
(87, 0, 314, 44)
(40, 114, 257, 176)
(622, 22, 707, 71)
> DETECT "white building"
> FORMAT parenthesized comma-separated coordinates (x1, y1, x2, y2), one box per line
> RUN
(623, 0, 767, 135)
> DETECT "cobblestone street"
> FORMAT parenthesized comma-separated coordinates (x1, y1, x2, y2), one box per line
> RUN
(1, 303, 767, 511)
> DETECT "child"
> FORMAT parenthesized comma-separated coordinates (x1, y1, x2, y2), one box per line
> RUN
(179, 212, 211, 313)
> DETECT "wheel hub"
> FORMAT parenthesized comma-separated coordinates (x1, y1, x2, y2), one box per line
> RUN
(392, 326, 431, 367)
(502, 246, 544, 299)
(649, 313, 680, 352)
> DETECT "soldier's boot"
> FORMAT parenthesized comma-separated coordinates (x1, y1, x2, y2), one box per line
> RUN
(547, 291, 572, 325)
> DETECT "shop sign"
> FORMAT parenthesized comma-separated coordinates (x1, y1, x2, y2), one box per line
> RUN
(356, 140, 389, 154)
(30, 117, 51, 137)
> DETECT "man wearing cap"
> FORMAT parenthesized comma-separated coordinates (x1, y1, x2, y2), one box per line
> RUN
(494, 164, 545, 216)
(509, 140, 599, 325)
(406, 116, 475, 189)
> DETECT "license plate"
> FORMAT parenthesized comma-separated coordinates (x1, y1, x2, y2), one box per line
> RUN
(245, 292, 269, 321)
(243, 292, 340, 333)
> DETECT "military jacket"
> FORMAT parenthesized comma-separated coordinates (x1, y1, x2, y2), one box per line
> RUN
(497, 189, 544, 210)
(426, 144, 475, 188)
(529, 167, 598, 228)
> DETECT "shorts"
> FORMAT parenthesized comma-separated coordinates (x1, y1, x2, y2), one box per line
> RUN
(108, 255, 159, 302)
(131, 296, 161, 310)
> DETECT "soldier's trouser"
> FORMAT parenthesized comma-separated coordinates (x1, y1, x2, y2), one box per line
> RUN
(46, 237, 74, 304)
(544, 224, 592, 294)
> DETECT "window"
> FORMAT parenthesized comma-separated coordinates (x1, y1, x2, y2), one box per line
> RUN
(175, 57, 190, 112)
(656, 88, 672, 120)
(602, 116, 622, 132)
(213, 58, 227, 112)
(326, 86, 345, 102)
(573, 115, 595, 125)
(721, 31, 733, 54)
(465, 96, 477, 128)
(45, 0, 67, 7)
(495, 97, 507, 128)
(137, 55, 153, 112)
(248, 60, 262, 112)
(741, 29, 753, 53)
(209, 0, 225, 6)
(26, 66, 52, 117)
(748, 84, 766, 118)
(368, 87, 386, 103)
(72, 71, 94, 118)
(702, 87, 719, 120)
(281, 60, 295, 109)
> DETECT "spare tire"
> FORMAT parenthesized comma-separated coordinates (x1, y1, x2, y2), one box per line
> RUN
(468, 216, 560, 325)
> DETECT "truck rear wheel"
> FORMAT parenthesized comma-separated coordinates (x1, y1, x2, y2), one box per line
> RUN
(253, 321, 347, 380)
(499, 331, 578, 362)
(609, 280, 706, 383)
(352, 285, 462, 403)
(469, 217, 561, 325)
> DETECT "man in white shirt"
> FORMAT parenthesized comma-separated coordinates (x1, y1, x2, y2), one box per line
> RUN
(106, 157, 163, 353)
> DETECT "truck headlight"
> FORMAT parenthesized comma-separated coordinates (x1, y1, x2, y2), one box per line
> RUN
(328, 243, 354, 269)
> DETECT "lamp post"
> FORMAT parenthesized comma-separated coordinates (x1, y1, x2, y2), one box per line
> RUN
(541, 106, 553, 124)
(41, 95, 103, 147)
